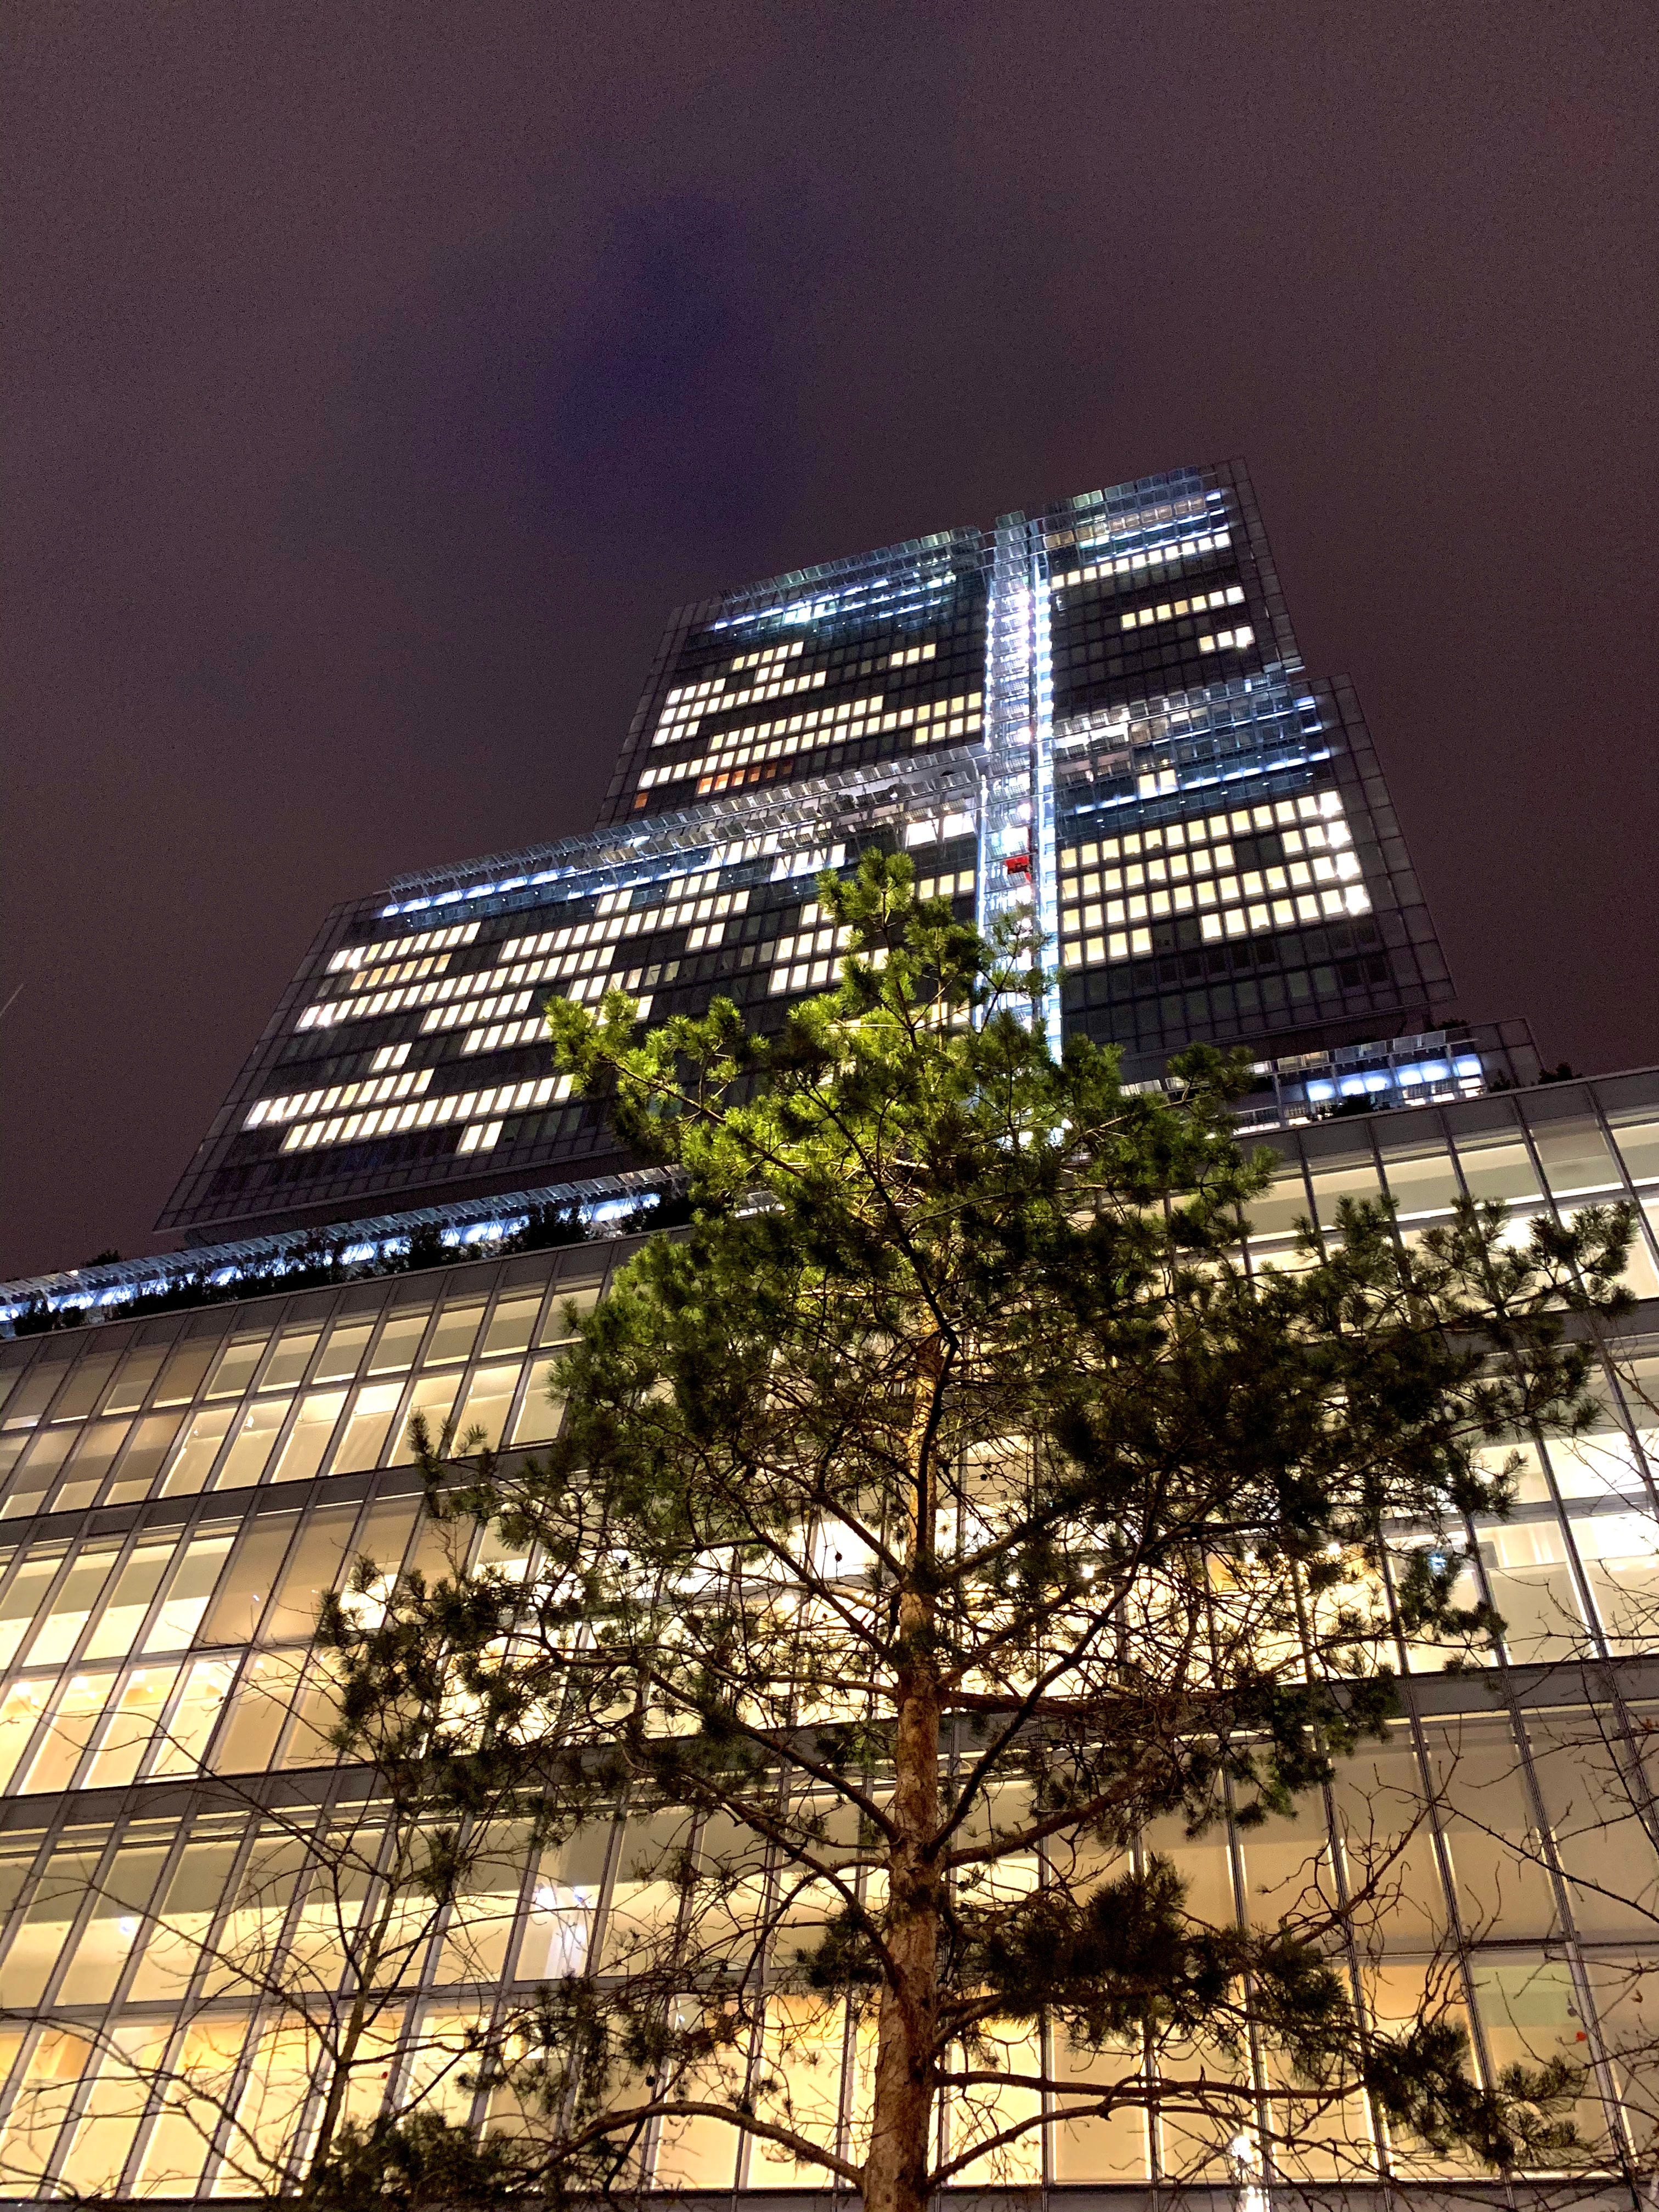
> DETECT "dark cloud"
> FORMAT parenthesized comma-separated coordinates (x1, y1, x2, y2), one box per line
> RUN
(3, 0, 1657, 1277)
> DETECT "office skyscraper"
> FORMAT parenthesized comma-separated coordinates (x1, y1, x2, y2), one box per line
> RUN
(5, 465, 1654, 2207)
(157, 462, 1494, 1247)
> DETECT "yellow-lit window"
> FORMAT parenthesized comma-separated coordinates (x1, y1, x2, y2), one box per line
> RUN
(0, 2027, 94, 2183)
(49, 1348, 120, 1421)
(518, 1824, 609, 1979)
(261, 1328, 322, 1392)
(212, 1650, 299, 1776)
(146, 1532, 233, 1650)
(541, 1280, 603, 1341)
(84, 1663, 180, 1787)
(82, 1543, 173, 1660)
(57, 1840, 169, 2003)
(261, 1511, 357, 1643)
(453, 1365, 521, 1453)
(482, 1293, 542, 1358)
(24, 1548, 119, 1666)
(105, 1345, 167, 1415)
(315, 1319, 374, 1382)
(232, 2018, 320, 2175)
(55, 2023, 171, 2197)
(400, 1370, 461, 1458)
(280, 1651, 345, 1770)
(0, 1677, 52, 1792)
(23, 1672, 116, 1796)
(5, 1426, 76, 1516)
(3, 1833, 103, 2005)
(153, 1338, 220, 1408)
(111, 1411, 185, 1501)
(161, 1405, 235, 1496)
(368, 1308, 431, 1374)
(129, 1835, 247, 2003)
(509, 1358, 565, 1447)
(57, 1419, 132, 1512)
(438, 1822, 532, 1986)
(269, 1391, 348, 1485)
(426, 1300, 484, 1365)
(331, 1382, 405, 1474)
(150, 1657, 236, 1774)
(206, 1334, 268, 1400)
(214, 1400, 289, 1491)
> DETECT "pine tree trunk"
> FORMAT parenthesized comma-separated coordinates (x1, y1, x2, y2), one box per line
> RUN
(864, 1334, 947, 2212)
(864, 1659, 943, 2212)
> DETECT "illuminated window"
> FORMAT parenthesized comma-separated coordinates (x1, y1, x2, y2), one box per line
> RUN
(279, 1074, 573, 1155)
(634, 692, 986, 796)
(1119, 585, 1245, 631)
(1051, 526, 1234, 593)
(326, 921, 479, 974)
(915, 870, 976, 901)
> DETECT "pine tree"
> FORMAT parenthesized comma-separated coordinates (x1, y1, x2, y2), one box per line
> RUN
(411, 854, 1631, 2211)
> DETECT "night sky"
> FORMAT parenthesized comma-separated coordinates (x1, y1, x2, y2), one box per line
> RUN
(4, 3, 1656, 1282)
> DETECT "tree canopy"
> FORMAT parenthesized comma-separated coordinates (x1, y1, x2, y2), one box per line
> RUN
(359, 854, 1632, 2212)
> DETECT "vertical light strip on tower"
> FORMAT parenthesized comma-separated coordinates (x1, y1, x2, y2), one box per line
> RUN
(977, 513, 1059, 1050)
(1027, 524, 1060, 1057)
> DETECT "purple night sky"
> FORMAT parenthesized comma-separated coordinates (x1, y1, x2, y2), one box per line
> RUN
(4, 2, 1657, 1278)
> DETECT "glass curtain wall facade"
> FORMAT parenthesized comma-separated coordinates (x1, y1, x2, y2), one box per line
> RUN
(2, 1077, 1659, 2198)
(157, 462, 1452, 1245)
(154, 757, 981, 1241)
(1033, 467, 1447, 1075)
(7, 460, 1653, 2203)
(595, 528, 992, 825)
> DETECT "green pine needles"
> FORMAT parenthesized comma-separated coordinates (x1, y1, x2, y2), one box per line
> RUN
(346, 854, 1633, 2210)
